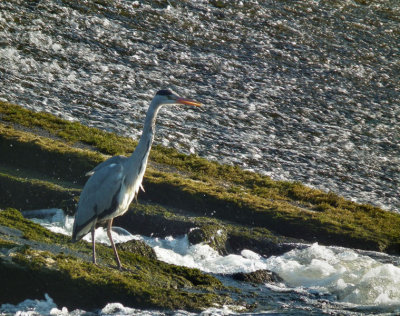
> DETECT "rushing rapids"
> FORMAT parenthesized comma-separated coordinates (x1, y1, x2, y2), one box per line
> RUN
(2, 209, 399, 315)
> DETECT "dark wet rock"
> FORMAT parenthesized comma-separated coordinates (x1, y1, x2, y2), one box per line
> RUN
(0, 225, 23, 238)
(116, 203, 302, 258)
(21, 208, 62, 219)
(114, 204, 193, 238)
(188, 224, 229, 255)
(227, 233, 298, 258)
(0, 172, 79, 213)
(117, 239, 157, 260)
(231, 269, 283, 284)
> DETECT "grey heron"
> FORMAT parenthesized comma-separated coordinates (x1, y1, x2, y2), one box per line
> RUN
(71, 90, 201, 269)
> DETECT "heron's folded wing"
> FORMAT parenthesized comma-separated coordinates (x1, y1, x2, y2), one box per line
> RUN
(85, 155, 127, 176)
(73, 163, 125, 240)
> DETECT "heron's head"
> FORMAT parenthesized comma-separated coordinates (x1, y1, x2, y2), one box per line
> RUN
(152, 89, 202, 108)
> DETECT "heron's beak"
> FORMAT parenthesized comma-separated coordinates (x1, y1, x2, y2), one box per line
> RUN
(176, 98, 202, 107)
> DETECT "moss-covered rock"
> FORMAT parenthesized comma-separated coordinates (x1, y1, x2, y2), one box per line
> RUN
(114, 202, 194, 237)
(1, 101, 400, 256)
(2, 100, 400, 312)
(117, 239, 157, 260)
(0, 122, 102, 185)
(0, 171, 78, 213)
(0, 208, 233, 311)
(114, 202, 298, 257)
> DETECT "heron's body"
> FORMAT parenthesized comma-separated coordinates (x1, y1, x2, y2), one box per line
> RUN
(71, 90, 201, 268)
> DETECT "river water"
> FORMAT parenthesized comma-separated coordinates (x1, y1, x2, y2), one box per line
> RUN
(0, 0, 399, 314)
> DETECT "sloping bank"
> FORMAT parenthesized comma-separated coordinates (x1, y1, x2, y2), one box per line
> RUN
(1, 101, 400, 310)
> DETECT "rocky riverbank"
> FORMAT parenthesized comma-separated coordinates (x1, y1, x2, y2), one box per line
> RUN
(1, 101, 400, 311)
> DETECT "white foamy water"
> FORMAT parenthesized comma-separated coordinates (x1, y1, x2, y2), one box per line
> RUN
(146, 236, 268, 275)
(0, 294, 71, 316)
(0, 295, 213, 316)
(31, 209, 270, 275)
(9, 209, 396, 315)
(152, 239, 400, 308)
(0, 298, 240, 316)
(266, 243, 400, 306)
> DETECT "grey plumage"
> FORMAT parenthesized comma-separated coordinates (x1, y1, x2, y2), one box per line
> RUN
(71, 90, 201, 269)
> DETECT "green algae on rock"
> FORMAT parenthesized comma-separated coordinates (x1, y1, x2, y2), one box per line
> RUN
(1, 101, 400, 255)
(0, 208, 232, 311)
(0, 171, 79, 213)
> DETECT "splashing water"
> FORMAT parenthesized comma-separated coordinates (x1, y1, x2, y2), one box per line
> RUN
(266, 243, 400, 306)
(19, 209, 400, 315)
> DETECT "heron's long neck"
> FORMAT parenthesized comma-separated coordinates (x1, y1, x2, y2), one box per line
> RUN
(138, 105, 160, 148)
(125, 104, 161, 184)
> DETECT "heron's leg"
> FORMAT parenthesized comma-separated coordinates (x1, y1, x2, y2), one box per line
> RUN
(91, 225, 96, 264)
(107, 219, 122, 269)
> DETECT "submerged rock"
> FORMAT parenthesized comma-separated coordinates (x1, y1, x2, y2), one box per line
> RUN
(227, 232, 298, 258)
(231, 269, 283, 284)
(188, 224, 229, 255)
